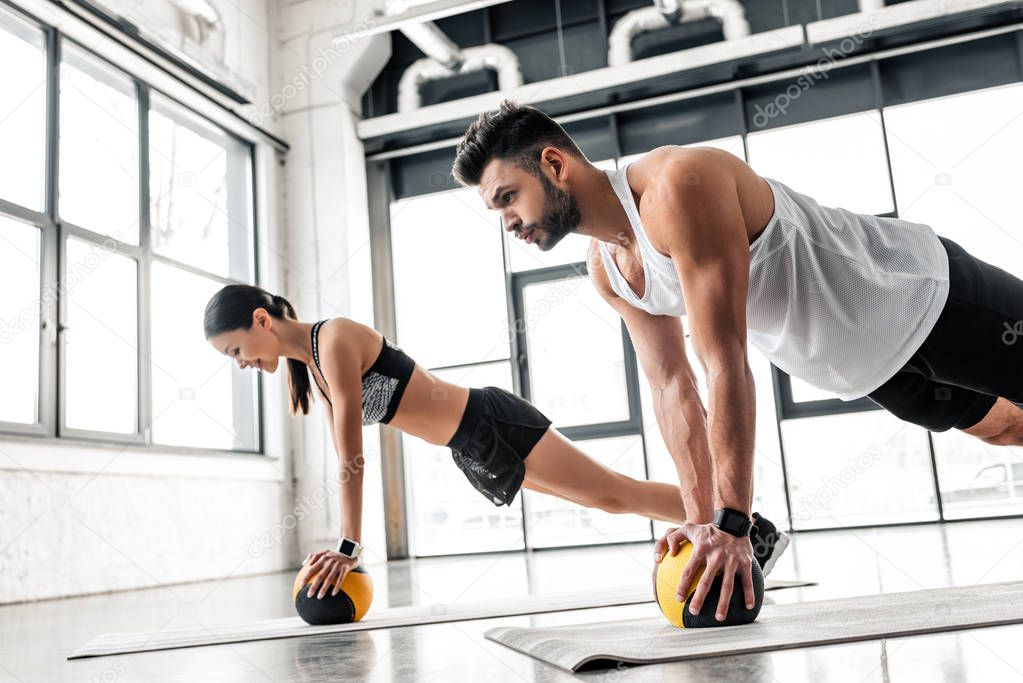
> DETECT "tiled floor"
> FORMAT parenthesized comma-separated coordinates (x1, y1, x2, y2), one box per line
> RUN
(3, 518, 1023, 682)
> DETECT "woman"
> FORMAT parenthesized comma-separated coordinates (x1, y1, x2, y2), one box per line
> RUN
(204, 284, 785, 600)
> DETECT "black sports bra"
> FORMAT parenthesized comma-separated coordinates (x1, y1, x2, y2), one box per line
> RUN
(310, 319, 415, 425)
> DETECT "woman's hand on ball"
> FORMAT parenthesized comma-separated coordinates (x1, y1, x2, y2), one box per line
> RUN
(674, 522, 756, 622)
(304, 550, 358, 600)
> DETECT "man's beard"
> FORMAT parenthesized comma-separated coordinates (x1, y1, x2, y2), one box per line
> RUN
(527, 173, 582, 251)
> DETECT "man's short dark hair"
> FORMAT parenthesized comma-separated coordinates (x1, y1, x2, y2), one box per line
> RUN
(452, 100, 584, 187)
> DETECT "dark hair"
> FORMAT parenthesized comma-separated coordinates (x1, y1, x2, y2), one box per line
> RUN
(452, 100, 584, 186)
(203, 284, 312, 416)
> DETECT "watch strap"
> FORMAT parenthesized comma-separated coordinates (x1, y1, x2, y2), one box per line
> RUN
(713, 508, 753, 537)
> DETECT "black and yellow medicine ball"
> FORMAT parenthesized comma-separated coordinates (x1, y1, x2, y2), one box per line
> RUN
(293, 562, 374, 626)
(653, 540, 764, 628)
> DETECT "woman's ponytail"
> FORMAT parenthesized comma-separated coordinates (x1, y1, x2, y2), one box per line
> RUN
(204, 284, 313, 416)
(272, 294, 312, 416)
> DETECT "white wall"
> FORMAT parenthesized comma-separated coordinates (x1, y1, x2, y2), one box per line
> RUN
(0, 445, 292, 603)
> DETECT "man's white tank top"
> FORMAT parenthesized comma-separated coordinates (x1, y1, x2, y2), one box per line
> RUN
(597, 163, 950, 400)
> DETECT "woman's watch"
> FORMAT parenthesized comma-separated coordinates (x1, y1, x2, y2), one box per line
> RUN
(336, 537, 363, 559)
(713, 508, 753, 537)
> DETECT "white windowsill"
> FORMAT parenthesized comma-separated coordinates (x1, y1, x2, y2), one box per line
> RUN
(0, 433, 288, 482)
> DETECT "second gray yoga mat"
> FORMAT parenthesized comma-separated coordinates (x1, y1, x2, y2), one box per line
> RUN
(485, 580, 1023, 672)
(69, 578, 813, 658)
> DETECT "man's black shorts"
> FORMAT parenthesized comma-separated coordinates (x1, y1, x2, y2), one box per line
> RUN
(446, 386, 552, 506)
(867, 236, 1023, 432)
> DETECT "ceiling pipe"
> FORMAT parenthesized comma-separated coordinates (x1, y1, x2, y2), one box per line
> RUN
(654, 0, 683, 22)
(400, 21, 464, 70)
(388, 0, 464, 68)
(398, 43, 522, 112)
(608, 0, 751, 67)
(389, 0, 522, 112)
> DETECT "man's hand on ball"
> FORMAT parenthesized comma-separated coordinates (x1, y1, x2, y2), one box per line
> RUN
(303, 550, 358, 600)
(653, 526, 686, 563)
(674, 521, 756, 622)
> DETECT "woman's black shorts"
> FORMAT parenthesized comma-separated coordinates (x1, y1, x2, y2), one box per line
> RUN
(446, 386, 552, 506)
(867, 236, 1023, 432)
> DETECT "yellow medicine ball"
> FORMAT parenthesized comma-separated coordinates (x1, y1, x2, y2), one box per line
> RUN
(293, 562, 374, 625)
(653, 539, 764, 628)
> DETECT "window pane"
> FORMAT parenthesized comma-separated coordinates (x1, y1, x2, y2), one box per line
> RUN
(391, 188, 509, 368)
(0, 8, 45, 211)
(522, 275, 629, 427)
(506, 159, 616, 273)
(885, 83, 1023, 278)
(746, 112, 894, 215)
(782, 411, 938, 529)
(933, 430, 1023, 520)
(64, 237, 137, 433)
(524, 434, 650, 548)
(0, 216, 41, 423)
(790, 376, 838, 403)
(151, 263, 258, 450)
(404, 361, 524, 556)
(149, 95, 254, 281)
(59, 44, 139, 244)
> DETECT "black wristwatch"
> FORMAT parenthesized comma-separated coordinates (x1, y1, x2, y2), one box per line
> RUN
(713, 508, 753, 537)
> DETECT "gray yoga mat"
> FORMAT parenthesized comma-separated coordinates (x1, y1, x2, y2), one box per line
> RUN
(69, 578, 814, 659)
(485, 580, 1023, 673)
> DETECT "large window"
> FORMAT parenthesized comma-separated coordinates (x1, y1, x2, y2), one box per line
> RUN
(391, 188, 522, 555)
(515, 264, 650, 550)
(885, 83, 1023, 520)
(0, 3, 259, 452)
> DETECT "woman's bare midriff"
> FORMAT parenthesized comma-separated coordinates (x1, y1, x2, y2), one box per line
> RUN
(385, 366, 471, 446)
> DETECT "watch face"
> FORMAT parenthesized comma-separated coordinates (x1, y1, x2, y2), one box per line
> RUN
(716, 509, 751, 536)
(338, 539, 357, 556)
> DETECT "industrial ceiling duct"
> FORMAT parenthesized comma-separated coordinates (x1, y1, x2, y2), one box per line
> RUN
(608, 0, 751, 67)
(397, 43, 522, 112)
(389, 0, 522, 112)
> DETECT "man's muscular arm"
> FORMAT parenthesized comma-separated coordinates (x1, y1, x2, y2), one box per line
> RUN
(587, 241, 712, 524)
(643, 152, 758, 618)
